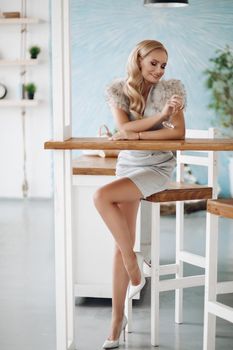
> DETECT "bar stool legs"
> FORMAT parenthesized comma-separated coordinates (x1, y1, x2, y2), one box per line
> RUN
(203, 199, 233, 350)
(151, 202, 160, 346)
(175, 201, 184, 325)
(148, 199, 208, 347)
(203, 211, 218, 350)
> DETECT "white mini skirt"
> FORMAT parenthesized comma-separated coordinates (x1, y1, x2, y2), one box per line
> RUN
(115, 150, 176, 198)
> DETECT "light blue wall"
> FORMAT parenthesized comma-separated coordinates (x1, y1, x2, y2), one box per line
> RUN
(70, 0, 233, 196)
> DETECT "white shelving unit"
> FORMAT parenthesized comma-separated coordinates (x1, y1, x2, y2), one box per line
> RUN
(0, 59, 39, 66)
(0, 17, 41, 24)
(0, 7, 42, 197)
(0, 17, 41, 104)
(0, 99, 39, 107)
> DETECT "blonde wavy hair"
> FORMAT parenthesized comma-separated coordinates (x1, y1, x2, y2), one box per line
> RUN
(123, 40, 168, 120)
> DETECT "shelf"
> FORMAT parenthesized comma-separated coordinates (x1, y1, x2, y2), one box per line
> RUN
(0, 59, 39, 66)
(0, 99, 39, 107)
(0, 17, 41, 24)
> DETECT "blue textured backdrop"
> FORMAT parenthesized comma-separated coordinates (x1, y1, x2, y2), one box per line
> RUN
(70, 0, 233, 196)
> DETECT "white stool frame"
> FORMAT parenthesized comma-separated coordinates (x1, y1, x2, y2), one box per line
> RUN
(203, 211, 233, 350)
(125, 128, 218, 346)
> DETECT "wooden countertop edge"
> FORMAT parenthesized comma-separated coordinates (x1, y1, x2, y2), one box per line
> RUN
(73, 168, 116, 176)
(44, 137, 233, 151)
(72, 155, 116, 176)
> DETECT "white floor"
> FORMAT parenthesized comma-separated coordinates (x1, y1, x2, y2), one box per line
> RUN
(0, 199, 233, 350)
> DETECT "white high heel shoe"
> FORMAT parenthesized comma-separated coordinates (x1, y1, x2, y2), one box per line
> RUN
(102, 315, 127, 349)
(128, 252, 146, 299)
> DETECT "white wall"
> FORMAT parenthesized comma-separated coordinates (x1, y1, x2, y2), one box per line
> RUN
(0, 0, 52, 198)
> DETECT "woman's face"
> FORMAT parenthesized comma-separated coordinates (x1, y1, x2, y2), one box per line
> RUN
(139, 49, 167, 85)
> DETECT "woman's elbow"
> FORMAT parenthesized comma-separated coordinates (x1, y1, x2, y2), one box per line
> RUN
(174, 127, 185, 139)
(179, 128, 186, 139)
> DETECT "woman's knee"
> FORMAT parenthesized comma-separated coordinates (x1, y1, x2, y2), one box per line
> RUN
(114, 244, 122, 258)
(93, 186, 110, 209)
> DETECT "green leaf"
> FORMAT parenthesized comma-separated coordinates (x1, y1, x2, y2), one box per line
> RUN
(204, 45, 233, 133)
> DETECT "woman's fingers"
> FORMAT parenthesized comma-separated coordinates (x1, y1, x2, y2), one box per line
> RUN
(166, 102, 180, 116)
(167, 101, 179, 110)
(112, 133, 121, 140)
(167, 100, 183, 113)
(110, 131, 126, 140)
(170, 95, 184, 109)
(170, 99, 182, 107)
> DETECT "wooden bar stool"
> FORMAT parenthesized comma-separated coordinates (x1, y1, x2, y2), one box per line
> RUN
(203, 199, 233, 350)
(125, 128, 218, 346)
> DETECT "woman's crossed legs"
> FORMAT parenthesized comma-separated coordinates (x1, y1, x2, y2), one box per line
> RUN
(93, 177, 142, 340)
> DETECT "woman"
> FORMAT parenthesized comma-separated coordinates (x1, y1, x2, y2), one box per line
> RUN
(93, 39, 186, 349)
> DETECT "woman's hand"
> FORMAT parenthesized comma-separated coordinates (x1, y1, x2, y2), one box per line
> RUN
(109, 130, 139, 140)
(161, 94, 184, 120)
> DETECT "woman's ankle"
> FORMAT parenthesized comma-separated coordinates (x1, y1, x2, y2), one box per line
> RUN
(122, 251, 136, 270)
(124, 253, 141, 286)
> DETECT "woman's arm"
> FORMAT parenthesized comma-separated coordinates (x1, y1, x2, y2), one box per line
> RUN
(139, 109, 185, 140)
(110, 109, 185, 140)
(110, 106, 167, 133)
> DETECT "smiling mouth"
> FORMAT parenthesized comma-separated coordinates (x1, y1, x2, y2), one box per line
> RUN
(151, 74, 161, 79)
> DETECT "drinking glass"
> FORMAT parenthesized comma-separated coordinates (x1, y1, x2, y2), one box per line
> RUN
(162, 115, 175, 129)
(162, 99, 184, 129)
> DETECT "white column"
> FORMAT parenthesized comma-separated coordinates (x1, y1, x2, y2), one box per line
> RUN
(54, 151, 75, 350)
(51, 0, 72, 140)
(51, 0, 75, 349)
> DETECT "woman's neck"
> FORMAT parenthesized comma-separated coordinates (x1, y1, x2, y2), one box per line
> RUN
(142, 81, 153, 99)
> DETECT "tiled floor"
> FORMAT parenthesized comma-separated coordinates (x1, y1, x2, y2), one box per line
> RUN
(0, 199, 233, 350)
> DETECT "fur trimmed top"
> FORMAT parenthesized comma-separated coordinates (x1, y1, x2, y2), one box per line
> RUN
(105, 78, 187, 121)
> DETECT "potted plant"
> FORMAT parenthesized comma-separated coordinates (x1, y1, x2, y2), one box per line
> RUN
(29, 46, 41, 59)
(204, 45, 233, 195)
(25, 83, 37, 100)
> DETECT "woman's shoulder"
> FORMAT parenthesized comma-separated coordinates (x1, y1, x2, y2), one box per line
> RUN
(105, 78, 126, 94)
(151, 79, 187, 108)
(156, 79, 186, 93)
(105, 78, 129, 112)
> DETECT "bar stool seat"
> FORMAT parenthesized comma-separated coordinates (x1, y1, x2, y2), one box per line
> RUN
(203, 198, 233, 350)
(146, 181, 212, 202)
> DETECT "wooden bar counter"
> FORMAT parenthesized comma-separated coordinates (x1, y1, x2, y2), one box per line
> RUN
(44, 137, 233, 151)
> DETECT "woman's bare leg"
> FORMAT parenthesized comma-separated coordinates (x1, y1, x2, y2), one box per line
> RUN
(93, 177, 143, 285)
(109, 200, 140, 340)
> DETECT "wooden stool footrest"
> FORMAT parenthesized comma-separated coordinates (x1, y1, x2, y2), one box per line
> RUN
(207, 199, 233, 219)
(145, 182, 213, 203)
